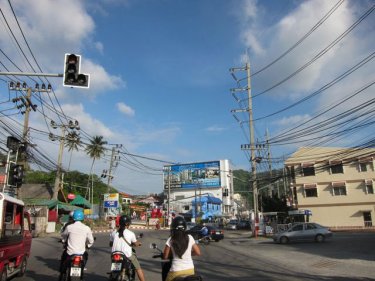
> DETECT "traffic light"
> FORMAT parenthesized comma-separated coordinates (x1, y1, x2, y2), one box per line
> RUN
(63, 53, 90, 88)
(8, 163, 24, 188)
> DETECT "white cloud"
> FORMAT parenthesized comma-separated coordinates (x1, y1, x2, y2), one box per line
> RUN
(205, 125, 226, 132)
(117, 102, 135, 117)
(274, 114, 311, 127)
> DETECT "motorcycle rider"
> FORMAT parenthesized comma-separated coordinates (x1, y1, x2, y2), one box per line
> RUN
(163, 216, 201, 281)
(109, 215, 146, 281)
(59, 209, 94, 280)
(200, 223, 209, 238)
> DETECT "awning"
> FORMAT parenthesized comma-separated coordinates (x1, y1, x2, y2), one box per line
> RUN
(332, 181, 346, 187)
(301, 162, 315, 168)
(23, 198, 58, 208)
(303, 183, 317, 189)
(365, 179, 373, 185)
(358, 157, 373, 163)
(58, 202, 81, 212)
(70, 195, 91, 208)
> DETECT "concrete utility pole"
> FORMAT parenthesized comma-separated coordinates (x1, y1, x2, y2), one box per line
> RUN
(50, 120, 80, 200)
(266, 129, 273, 197)
(230, 58, 258, 237)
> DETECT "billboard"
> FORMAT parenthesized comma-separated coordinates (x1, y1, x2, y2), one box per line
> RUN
(104, 193, 119, 208)
(164, 161, 221, 189)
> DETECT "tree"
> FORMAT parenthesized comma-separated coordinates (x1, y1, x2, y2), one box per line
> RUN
(65, 131, 82, 174)
(85, 136, 107, 205)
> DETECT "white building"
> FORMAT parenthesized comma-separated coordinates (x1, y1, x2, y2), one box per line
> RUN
(163, 160, 235, 218)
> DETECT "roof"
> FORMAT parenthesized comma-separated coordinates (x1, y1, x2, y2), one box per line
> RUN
(285, 147, 375, 166)
(58, 202, 81, 212)
(69, 195, 91, 208)
(23, 198, 58, 208)
(192, 195, 222, 204)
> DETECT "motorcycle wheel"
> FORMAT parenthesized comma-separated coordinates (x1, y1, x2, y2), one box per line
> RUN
(202, 237, 210, 245)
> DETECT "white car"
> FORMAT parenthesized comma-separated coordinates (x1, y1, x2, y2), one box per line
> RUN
(273, 222, 333, 244)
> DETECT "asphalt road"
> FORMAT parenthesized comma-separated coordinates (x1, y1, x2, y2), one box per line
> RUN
(16, 229, 375, 281)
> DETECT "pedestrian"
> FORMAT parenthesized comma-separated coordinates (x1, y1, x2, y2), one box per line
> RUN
(163, 216, 201, 281)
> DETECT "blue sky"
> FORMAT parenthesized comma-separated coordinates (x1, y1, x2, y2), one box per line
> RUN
(0, 0, 374, 194)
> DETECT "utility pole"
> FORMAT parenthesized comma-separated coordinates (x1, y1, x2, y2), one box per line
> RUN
(266, 129, 273, 197)
(8, 82, 51, 169)
(230, 58, 258, 237)
(50, 120, 80, 200)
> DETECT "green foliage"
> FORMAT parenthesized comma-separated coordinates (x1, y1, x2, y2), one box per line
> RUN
(24, 169, 116, 205)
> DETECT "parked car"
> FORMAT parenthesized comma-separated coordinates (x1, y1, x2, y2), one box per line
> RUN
(186, 225, 224, 242)
(186, 222, 196, 230)
(237, 220, 251, 230)
(225, 219, 238, 230)
(273, 222, 332, 244)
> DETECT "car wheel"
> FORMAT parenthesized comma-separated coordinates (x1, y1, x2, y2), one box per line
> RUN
(315, 234, 325, 243)
(17, 257, 27, 277)
(280, 236, 289, 244)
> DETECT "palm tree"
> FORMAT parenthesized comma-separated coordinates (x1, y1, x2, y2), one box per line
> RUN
(85, 135, 107, 207)
(65, 131, 82, 172)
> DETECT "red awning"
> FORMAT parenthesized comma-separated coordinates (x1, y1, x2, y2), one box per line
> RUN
(332, 181, 346, 187)
(303, 183, 317, 189)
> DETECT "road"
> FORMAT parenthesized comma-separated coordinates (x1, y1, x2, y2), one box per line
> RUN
(16, 229, 375, 280)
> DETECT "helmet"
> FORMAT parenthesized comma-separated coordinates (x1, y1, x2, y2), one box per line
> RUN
(171, 216, 187, 231)
(119, 215, 131, 227)
(73, 209, 84, 221)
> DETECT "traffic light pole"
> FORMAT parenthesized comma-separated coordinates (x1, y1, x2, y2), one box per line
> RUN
(0, 72, 62, 77)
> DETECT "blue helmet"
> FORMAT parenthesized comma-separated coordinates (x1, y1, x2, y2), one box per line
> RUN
(73, 209, 84, 221)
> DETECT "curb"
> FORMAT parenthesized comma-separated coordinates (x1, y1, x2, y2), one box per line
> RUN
(92, 225, 169, 234)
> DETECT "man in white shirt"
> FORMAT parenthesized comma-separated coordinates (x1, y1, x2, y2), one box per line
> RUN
(110, 215, 145, 281)
(60, 209, 94, 280)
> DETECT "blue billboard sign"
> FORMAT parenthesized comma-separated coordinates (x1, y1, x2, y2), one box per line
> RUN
(164, 161, 221, 189)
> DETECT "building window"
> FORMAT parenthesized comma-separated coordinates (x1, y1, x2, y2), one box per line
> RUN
(330, 161, 343, 174)
(303, 183, 317, 197)
(360, 163, 368, 172)
(358, 157, 373, 172)
(305, 188, 318, 197)
(184, 205, 190, 211)
(303, 166, 315, 176)
(333, 186, 347, 196)
(365, 180, 374, 194)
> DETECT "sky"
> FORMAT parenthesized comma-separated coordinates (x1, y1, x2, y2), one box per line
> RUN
(0, 0, 374, 194)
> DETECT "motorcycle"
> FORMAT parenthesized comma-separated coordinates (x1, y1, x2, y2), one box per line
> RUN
(151, 243, 203, 281)
(109, 233, 143, 281)
(59, 237, 95, 281)
(59, 254, 86, 281)
(196, 235, 211, 245)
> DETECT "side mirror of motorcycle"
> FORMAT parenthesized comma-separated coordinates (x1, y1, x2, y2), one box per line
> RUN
(150, 243, 157, 249)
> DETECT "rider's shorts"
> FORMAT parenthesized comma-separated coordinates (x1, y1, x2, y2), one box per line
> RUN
(166, 268, 195, 281)
(129, 254, 141, 270)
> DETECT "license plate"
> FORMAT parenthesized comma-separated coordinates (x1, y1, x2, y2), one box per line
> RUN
(111, 263, 122, 271)
(216, 231, 220, 234)
(70, 267, 81, 277)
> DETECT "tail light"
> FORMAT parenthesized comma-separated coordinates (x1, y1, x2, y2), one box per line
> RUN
(72, 256, 82, 266)
(112, 254, 123, 262)
(210, 230, 214, 235)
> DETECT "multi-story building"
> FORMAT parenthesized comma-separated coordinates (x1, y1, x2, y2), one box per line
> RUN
(163, 160, 235, 220)
(285, 147, 375, 228)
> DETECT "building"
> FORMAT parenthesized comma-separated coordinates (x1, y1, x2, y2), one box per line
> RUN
(285, 147, 375, 228)
(163, 160, 235, 220)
